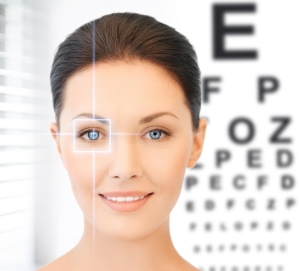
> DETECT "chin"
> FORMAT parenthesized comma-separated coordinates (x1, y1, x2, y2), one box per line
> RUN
(93, 214, 167, 242)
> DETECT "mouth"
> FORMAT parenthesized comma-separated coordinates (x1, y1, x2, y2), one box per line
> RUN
(99, 192, 154, 212)
(99, 192, 154, 202)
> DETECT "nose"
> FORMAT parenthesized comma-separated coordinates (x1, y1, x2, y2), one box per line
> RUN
(108, 134, 142, 181)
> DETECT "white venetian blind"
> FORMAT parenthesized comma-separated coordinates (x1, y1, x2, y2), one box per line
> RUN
(0, 0, 50, 269)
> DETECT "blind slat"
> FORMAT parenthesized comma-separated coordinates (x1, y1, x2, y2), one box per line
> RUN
(0, 178, 33, 198)
(0, 86, 49, 98)
(0, 211, 33, 233)
(0, 119, 47, 130)
(0, 150, 35, 164)
(0, 164, 36, 181)
(0, 194, 33, 216)
(0, 32, 47, 46)
(0, 51, 45, 63)
(0, 135, 49, 147)
(0, 150, 49, 165)
(0, 68, 46, 82)
(0, 102, 49, 114)
(0, 227, 32, 251)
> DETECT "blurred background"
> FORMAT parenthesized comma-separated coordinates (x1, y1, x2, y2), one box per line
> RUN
(0, 0, 298, 270)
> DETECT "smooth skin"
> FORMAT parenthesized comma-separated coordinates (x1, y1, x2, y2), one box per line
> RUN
(39, 60, 207, 271)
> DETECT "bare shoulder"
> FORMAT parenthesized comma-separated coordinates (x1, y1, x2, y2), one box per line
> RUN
(180, 262, 201, 271)
(35, 251, 72, 271)
(173, 256, 201, 271)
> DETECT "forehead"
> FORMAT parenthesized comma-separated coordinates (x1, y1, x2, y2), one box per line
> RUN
(61, 60, 189, 124)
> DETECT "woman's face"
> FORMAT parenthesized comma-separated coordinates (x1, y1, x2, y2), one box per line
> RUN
(51, 60, 206, 240)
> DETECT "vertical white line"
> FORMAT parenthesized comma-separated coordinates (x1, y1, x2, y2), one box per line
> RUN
(109, 119, 111, 152)
(92, 150, 96, 252)
(73, 120, 76, 152)
(92, 20, 96, 252)
(92, 20, 96, 118)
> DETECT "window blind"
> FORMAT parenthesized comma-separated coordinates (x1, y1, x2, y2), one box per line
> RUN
(0, 0, 49, 269)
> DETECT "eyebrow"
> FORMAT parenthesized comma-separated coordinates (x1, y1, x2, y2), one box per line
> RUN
(71, 112, 179, 124)
(139, 112, 179, 124)
(71, 113, 109, 125)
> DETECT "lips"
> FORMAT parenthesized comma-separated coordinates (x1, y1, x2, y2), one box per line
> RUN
(101, 195, 148, 202)
(100, 191, 153, 197)
(99, 191, 154, 212)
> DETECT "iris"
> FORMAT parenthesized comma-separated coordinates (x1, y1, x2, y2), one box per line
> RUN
(149, 130, 161, 140)
(88, 130, 99, 140)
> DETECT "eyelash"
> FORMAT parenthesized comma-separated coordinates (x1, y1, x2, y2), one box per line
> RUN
(77, 128, 170, 142)
(77, 129, 107, 142)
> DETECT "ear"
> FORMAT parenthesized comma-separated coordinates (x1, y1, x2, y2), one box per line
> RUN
(50, 122, 65, 165)
(187, 118, 207, 168)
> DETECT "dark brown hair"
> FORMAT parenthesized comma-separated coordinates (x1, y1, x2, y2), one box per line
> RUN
(50, 12, 201, 131)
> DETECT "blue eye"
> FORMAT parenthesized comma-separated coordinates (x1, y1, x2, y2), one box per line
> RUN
(149, 130, 162, 139)
(88, 131, 99, 140)
(82, 130, 100, 141)
(145, 129, 169, 140)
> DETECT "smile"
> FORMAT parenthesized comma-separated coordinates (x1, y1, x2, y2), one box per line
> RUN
(103, 195, 147, 202)
(99, 193, 154, 212)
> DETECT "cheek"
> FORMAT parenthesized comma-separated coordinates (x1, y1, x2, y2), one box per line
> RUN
(60, 138, 95, 210)
(142, 137, 191, 202)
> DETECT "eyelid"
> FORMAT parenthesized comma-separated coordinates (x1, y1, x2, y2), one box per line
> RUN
(77, 128, 108, 139)
(142, 127, 170, 141)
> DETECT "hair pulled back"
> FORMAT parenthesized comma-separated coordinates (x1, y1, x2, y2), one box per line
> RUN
(50, 12, 201, 131)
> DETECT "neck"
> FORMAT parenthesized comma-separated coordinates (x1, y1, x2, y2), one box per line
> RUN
(72, 216, 182, 271)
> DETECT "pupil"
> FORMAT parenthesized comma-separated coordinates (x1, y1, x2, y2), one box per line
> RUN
(150, 130, 161, 139)
(88, 131, 99, 140)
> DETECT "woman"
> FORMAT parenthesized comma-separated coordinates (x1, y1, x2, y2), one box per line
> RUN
(39, 12, 207, 271)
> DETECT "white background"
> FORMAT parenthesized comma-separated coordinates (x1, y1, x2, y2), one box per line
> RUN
(33, 1, 299, 270)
